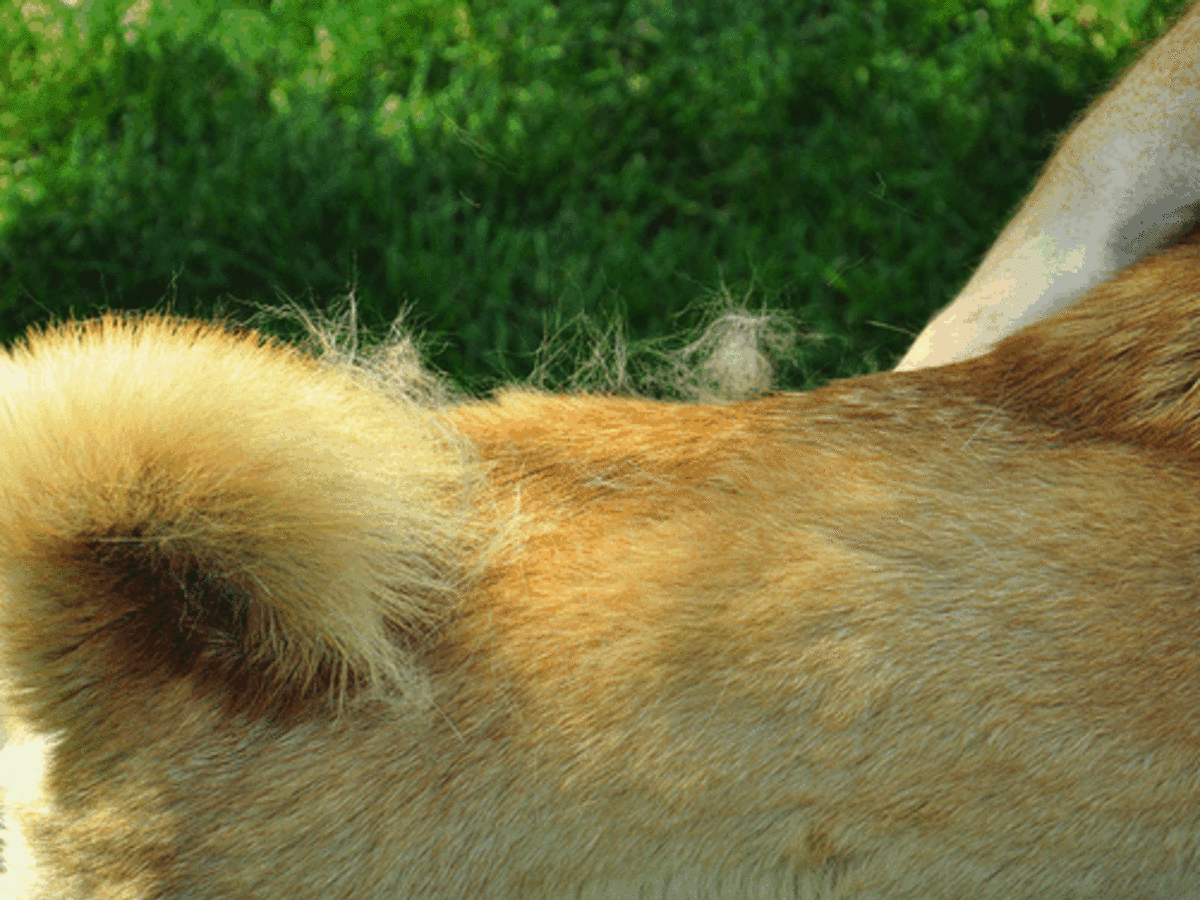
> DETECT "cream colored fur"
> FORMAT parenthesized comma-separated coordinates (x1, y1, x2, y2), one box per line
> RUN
(896, 0, 1200, 370)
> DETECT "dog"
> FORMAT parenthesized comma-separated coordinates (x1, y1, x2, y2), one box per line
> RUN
(5, 5, 1200, 899)
(896, 0, 1200, 370)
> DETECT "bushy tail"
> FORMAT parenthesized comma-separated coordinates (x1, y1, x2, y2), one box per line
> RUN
(0, 314, 480, 728)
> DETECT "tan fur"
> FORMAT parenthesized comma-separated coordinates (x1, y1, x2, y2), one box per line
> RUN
(4, 240, 1200, 897)
(9, 7, 1200, 895)
(897, 0, 1200, 370)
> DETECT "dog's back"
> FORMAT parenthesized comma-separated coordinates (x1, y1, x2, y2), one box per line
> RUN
(2, 241, 1200, 898)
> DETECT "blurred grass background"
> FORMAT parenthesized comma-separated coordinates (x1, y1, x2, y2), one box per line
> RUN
(0, 0, 1192, 392)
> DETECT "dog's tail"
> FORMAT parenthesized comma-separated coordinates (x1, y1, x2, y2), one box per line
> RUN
(0, 314, 482, 729)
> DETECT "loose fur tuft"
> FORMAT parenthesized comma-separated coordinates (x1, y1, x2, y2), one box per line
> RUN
(519, 289, 803, 401)
(0, 314, 484, 726)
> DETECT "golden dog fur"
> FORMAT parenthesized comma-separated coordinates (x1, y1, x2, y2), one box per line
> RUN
(4, 235, 1200, 898)
(8, 2, 1200, 892)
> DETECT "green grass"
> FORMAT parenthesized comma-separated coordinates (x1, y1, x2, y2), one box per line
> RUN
(0, 0, 1191, 392)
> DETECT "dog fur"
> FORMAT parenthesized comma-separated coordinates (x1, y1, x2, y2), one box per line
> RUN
(4, 235, 1200, 898)
(896, 0, 1200, 370)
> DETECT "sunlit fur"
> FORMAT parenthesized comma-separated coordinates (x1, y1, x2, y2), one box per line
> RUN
(896, 1, 1200, 370)
(2, 237, 1200, 898)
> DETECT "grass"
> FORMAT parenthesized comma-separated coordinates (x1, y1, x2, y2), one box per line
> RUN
(0, 0, 1191, 392)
